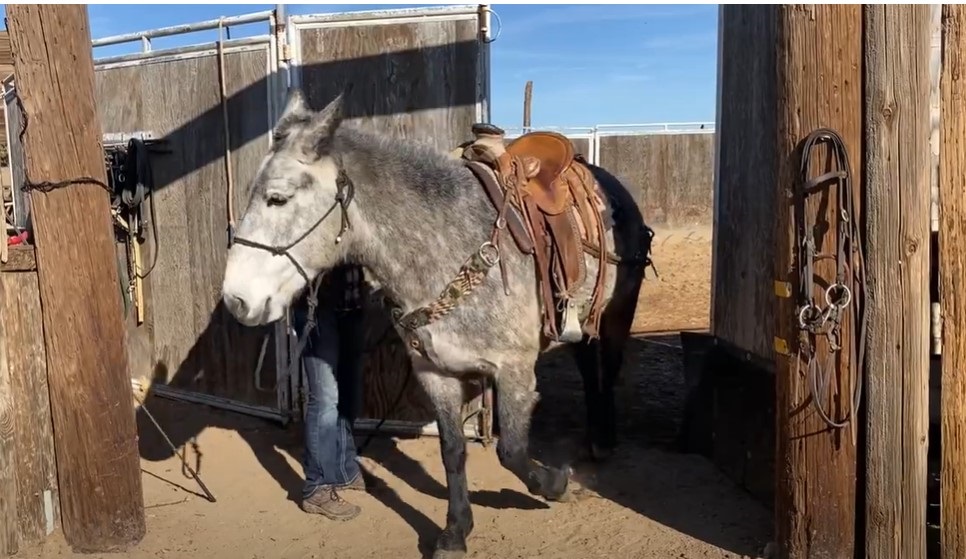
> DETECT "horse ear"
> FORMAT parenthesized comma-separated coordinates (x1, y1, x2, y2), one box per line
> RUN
(281, 88, 308, 118)
(273, 88, 310, 143)
(312, 93, 345, 137)
(300, 93, 345, 158)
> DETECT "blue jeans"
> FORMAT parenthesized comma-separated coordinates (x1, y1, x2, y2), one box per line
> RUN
(292, 286, 364, 498)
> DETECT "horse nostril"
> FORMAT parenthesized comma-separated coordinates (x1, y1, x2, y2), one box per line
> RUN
(225, 293, 249, 317)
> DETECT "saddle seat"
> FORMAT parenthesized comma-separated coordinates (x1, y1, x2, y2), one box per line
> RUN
(456, 123, 612, 343)
(505, 131, 575, 216)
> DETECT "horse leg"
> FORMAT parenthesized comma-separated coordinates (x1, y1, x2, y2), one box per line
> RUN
(586, 265, 645, 461)
(571, 338, 609, 461)
(596, 332, 626, 457)
(414, 359, 474, 559)
(494, 366, 571, 501)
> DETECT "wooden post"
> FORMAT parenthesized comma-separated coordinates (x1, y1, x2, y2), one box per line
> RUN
(941, 5, 966, 557)
(0, 247, 59, 556)
(863, 6, 932, 559)
(523, 80, 532, 132)
(773, 5, 861, 558)
(5, 5, 146, 552)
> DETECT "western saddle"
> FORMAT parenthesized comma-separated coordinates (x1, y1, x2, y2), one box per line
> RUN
(452, 123, 615, 343)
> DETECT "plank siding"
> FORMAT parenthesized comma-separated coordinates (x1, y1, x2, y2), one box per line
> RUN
(94, 47, 278, 407)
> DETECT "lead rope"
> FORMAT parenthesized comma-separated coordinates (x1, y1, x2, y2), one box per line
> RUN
(793, 128, 868, 444)
(216, 17, 236, 247)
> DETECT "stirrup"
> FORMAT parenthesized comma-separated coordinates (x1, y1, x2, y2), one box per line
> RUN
(558, 298, 583, 343)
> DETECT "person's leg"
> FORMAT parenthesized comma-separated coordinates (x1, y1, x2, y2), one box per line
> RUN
(294, 293, 361, 520)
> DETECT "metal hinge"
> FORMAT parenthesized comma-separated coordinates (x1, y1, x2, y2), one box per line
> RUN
(932, 301, 943, 356)
(280, 42, 292, 62)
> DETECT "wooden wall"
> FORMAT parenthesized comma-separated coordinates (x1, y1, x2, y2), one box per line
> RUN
(594, 132, 716, 333)
(296, 15, 484, 424)
(0, 247, 58, 556)
(710, 6, 778, 360)
(92, 45, 280, 408)
(598, 133, 715, 228)
(569, 136, 591, 160)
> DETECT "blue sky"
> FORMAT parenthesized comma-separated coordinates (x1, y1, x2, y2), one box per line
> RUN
(12, 4, 720, 128)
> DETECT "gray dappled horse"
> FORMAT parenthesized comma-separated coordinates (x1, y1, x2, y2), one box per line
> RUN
(221, 90, 652, 559)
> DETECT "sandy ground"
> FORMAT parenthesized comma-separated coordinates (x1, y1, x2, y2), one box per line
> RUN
(17, 329, 771, 559)
(632, 226, 712, 334)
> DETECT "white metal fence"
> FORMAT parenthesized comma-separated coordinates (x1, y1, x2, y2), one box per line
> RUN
(501, 122, 716, 165)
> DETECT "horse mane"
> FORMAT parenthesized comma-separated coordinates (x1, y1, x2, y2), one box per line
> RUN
(331, 124, 472, 203)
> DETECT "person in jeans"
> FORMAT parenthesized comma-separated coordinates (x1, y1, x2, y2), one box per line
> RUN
(291, 263, 367, 520)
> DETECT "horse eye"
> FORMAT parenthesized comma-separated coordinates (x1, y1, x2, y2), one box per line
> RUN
(266, 194, 288, 207)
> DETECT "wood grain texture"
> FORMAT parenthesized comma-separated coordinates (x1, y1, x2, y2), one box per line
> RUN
(0, 246, 35, 272)
(0, 275, 17, 556)
(569, 137, 590, 161)
(0, 271, 58, 553)
(94, 64, 154, 388)
(863, 6, 931, 558)
(941, 5, 966, 557)
(712, 5, 778, 361)
(94, 47, 277, 408)
(597, 133, 714, 228)
(299, 19, 483, 423)
(773, 5, 861, 558)
(5, 5, 145, 551)
(299, 19, 480, 151)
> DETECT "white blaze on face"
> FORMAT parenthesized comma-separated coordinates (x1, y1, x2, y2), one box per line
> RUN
(221, 157, 343, 327)
(221, 155, 304, 326)
(222, 242, 302, 327)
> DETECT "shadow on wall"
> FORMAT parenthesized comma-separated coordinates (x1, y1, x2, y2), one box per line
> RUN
(130, 39, 481, 193)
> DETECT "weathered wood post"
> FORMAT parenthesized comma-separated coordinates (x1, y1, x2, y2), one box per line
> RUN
(941, 5, 966, 557)
(523, 80, 532, 133)
(863, 5, 932, 558)
(0, 248, 59, 556)
(5, 5, 146, 552)
(773, 5, 862, 558)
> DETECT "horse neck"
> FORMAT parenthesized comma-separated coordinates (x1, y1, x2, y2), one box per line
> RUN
(341, 144, 494, 313)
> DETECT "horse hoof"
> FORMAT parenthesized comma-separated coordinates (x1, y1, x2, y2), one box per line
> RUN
(544, 466, 574, 502)
(432, 550, 467, 559)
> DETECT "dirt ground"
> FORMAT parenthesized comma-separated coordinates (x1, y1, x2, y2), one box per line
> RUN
(632, 226, 712, 333)
(17, 326, 771, 559)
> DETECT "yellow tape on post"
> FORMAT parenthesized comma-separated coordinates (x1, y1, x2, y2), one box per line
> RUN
(774, 336, 791, 356)
(774, 280, 792, 298)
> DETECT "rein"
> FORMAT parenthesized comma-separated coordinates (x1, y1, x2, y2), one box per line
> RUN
(793, 128, 868, 437)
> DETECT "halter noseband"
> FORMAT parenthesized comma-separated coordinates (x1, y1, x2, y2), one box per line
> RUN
(231, 168, 355, 284)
